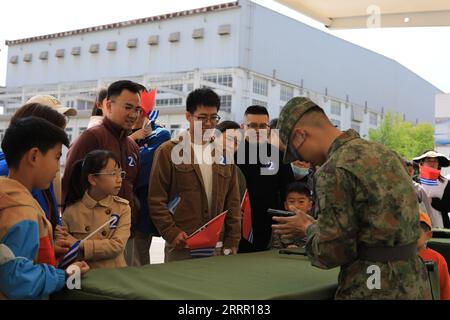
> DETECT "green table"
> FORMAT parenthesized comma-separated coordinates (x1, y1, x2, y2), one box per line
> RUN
(53, 250, 339, 300)
(432, 229, 450, 239)
(428, 238, 450, 273)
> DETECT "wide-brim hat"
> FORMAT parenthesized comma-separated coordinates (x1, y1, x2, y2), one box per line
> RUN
(413, 150, 450, 168)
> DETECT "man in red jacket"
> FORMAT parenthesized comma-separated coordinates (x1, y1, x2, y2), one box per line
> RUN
(62, 80, 141, 265)
(418, 211, 450, 300)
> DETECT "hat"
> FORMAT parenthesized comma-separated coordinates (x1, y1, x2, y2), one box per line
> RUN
(419, 211, 432, 230)
(26, 95, 77, 117)
(412, 150, 450, 168)
(276, 97, 320, 164)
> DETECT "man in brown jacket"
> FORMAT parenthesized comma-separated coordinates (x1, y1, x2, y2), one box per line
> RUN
(149, 88, 241, 262)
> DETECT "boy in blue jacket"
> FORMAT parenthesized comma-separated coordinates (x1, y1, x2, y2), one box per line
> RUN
(0, 117, 89, 299)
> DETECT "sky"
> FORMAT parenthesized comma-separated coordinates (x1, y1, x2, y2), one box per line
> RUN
(1, 0, 449, 92)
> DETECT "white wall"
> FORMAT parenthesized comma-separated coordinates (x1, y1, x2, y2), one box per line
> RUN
(238, 0, 441, 124)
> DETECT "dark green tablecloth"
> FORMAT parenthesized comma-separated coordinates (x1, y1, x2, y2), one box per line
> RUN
(53, 250, 339, 300)
(428, 238, 450, 273)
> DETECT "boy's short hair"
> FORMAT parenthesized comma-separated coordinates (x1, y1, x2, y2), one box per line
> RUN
(186, 88, 220, 114)
(420, 222, 431, 233)
(285, 181, 312, 200)
(216, 120, 240, 133)
(1, 116, 69, 169)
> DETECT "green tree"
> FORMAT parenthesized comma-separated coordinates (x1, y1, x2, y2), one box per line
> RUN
(368, 112, 434, 160)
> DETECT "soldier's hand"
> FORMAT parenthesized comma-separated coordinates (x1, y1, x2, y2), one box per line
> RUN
(272, 209, 316, 239)
(171, 231, 189, 250)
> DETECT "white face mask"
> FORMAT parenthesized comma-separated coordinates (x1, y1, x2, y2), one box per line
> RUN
(291, 163, 310, 180)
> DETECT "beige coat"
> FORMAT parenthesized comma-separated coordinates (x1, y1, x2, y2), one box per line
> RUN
(62, 192, 131, 269)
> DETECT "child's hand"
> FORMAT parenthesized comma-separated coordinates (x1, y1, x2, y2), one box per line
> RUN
(54, 239, 72, 258)
(286, 204, 300, 213)
(54, 225, 69, 240)
(130, 127, 152, 141)
(66, 261, 90, 275)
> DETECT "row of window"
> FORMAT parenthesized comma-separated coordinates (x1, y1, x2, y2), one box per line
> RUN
(9, 25, 232, 64)
(202, 74, 233, 88)
(330, 100, 378, 126)
(156, 98, 183, 107)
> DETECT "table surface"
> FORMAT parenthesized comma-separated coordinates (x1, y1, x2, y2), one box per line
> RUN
(53, 249, 339, 300)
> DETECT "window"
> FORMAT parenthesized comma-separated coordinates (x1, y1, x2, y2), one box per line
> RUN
(218, 74, 232, 87)
(156, 98, 183, 106)
(187, 83, 194, 92)
(220, 95, 232, 113)
(79, 127, 87, 135)
(66, 128, 73, 143)
(280, 85, 293, 102)
(370, 112, 378, 126)
(202, 74, 232, 87)
(170, 124, 181, 137)
(330, 119, 341, 129)
(351, 122, 360, 134)
(76, 100, 93, 111)
(252, 99, 268, 108)
(253, 77, 268, 96)
(169, 84, 183, 92)
(330, 100, 341, 116)
(0, 129, 4, 143)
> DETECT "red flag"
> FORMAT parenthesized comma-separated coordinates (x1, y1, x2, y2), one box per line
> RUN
(241, 190, 253, 243)
(140, 89, 156, 116)
(186, 211, 227, 250)
(420, 165, 440, 180)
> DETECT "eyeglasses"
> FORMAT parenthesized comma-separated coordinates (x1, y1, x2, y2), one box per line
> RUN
(246, 123, 269, 130)
(192, 114, 221, 124)
(92, 170, 126, 179)
(111, 100, 143, 115)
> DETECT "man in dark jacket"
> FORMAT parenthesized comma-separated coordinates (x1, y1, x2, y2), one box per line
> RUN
(236, 105, 294, 252)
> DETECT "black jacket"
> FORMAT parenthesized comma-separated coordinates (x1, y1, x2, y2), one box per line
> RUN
(235, 140, 294, 252)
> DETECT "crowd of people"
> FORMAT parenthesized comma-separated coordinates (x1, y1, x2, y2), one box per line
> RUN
(0, 79, 449, 300)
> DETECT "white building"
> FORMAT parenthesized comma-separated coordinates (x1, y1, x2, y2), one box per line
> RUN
(0, 0, 442, 145)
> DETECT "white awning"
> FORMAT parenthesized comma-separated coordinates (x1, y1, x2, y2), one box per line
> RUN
(275, 0, 450, 29)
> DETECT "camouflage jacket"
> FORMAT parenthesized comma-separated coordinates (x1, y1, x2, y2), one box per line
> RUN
(305, 129, 431, 300)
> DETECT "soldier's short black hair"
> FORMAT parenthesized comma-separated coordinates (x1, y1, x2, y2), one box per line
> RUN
(285, 181, 312, 200)
(244, 105, 269, 117)
(1, 116, 69, 169)
(107, 80, 142, 100)
(186, 88, 220, 114)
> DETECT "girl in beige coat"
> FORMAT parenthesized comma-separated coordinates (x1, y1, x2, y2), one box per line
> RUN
(57, 150, 131, 269)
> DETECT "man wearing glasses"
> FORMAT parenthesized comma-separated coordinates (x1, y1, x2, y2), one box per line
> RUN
(149, 88, 241, 261)
(235, 105, 294, 253)
(62, 80, 141, 267)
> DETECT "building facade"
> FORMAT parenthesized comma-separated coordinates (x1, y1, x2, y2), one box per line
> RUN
(0, 0, 441, 146)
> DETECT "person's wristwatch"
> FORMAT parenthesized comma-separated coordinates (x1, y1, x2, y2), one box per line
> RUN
(223, 248, 232, 256)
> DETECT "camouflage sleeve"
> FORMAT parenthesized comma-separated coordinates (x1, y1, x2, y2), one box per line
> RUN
(305, 167, 361, 269)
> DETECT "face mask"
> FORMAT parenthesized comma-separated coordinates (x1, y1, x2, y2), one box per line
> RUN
(291, 163, 310, 180)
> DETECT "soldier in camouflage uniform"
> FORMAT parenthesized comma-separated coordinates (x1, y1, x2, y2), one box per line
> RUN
(273, 97, 431, 300)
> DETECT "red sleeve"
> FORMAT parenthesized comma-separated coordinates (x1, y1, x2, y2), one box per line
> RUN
(438, 254, 450, 300)
(62, 130, 99, 203)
